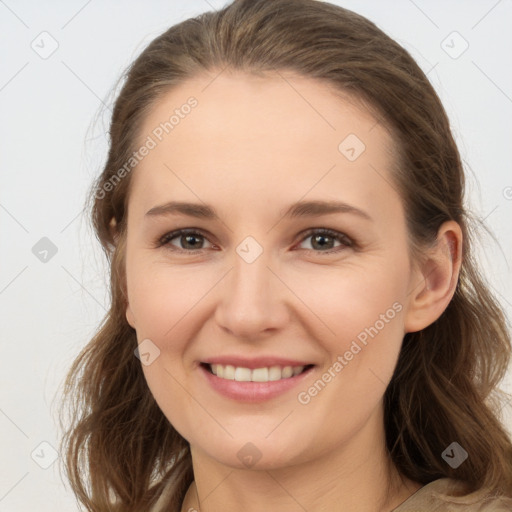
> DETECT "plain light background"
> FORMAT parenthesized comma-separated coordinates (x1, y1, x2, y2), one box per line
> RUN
(1, 0, 511, 510)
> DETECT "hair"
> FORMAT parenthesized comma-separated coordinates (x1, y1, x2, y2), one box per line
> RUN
(59, 0, 512, 510)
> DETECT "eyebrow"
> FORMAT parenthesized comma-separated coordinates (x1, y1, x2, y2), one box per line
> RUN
(145, 199, 372, 221)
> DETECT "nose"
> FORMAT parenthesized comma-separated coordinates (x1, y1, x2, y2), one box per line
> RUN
(214, 245, 290, 341)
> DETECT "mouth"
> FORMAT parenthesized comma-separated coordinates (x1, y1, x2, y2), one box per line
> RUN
(201, 362, 314, 382)
(199, 361, 316, 402)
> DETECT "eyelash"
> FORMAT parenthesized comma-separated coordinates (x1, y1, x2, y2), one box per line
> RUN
(156, 227, 354, 255)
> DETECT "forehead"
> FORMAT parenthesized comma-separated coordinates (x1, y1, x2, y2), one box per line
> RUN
(138, 69, 391, 153)
(129, 70, 400, 221)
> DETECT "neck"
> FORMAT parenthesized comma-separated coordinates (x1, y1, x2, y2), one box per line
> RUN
(181, 407, 421, 512)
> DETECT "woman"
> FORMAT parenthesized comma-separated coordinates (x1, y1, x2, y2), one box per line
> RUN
(59, 0, 512, 510)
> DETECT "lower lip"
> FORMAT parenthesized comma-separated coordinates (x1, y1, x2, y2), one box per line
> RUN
(199, 364, 315, 402)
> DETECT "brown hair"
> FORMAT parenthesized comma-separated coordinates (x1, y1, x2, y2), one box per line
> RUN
(59, 0, 512, 510)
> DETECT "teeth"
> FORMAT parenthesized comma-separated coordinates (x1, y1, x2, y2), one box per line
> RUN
(234, 367, 252, 382)
(251, 367, 268, 382)
(208, 364, 306, 382)
(281, 366, 293, 379)
(224, 365, 235, 380)
(269, 366, 282, 381)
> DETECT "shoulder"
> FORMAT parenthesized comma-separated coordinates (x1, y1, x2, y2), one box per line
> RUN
(393, 478, 512, 512)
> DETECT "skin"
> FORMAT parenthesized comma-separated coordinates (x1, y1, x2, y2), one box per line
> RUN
(124, 70, 462, 512)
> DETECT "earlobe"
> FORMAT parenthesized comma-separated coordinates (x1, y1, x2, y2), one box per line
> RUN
(404, 221, 462, 333)
(109, 217, 119, 244)
(126, 303, 136, 329)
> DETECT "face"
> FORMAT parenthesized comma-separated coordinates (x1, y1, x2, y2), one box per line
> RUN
(124, 70, 422, 470)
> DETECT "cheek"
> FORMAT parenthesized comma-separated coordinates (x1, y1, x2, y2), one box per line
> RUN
(126, 257, 213, 440)
(126, 254, 212, 344)
(291, 261, 407, 402)
(291, 270, 406, 443)
(291, 260, 407, 347)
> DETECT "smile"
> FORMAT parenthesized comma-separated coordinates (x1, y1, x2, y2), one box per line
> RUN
(207, 363, 311, 382)
(199, 361, 315, 402)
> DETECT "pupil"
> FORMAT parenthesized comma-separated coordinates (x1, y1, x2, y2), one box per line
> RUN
(183, 234, 202, 249)
(313, 234, 332, 250)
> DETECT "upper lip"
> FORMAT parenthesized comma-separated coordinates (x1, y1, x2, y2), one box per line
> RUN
(201, 356, 314, 369)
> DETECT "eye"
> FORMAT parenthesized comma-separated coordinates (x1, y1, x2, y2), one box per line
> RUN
(157, 227, 353, 255)
(295, 228, 353, 254)
(157, 228, 215, 253)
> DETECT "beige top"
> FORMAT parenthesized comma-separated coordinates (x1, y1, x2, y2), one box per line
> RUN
(392, 478, 512, 512)
(150, 477, 512, 511)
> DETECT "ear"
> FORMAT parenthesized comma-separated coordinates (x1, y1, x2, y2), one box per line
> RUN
(404, 220, 462, 333)
(126, 303, 136, 329)
(109, 216, 119, 244)
(109, 216, 133, 326)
